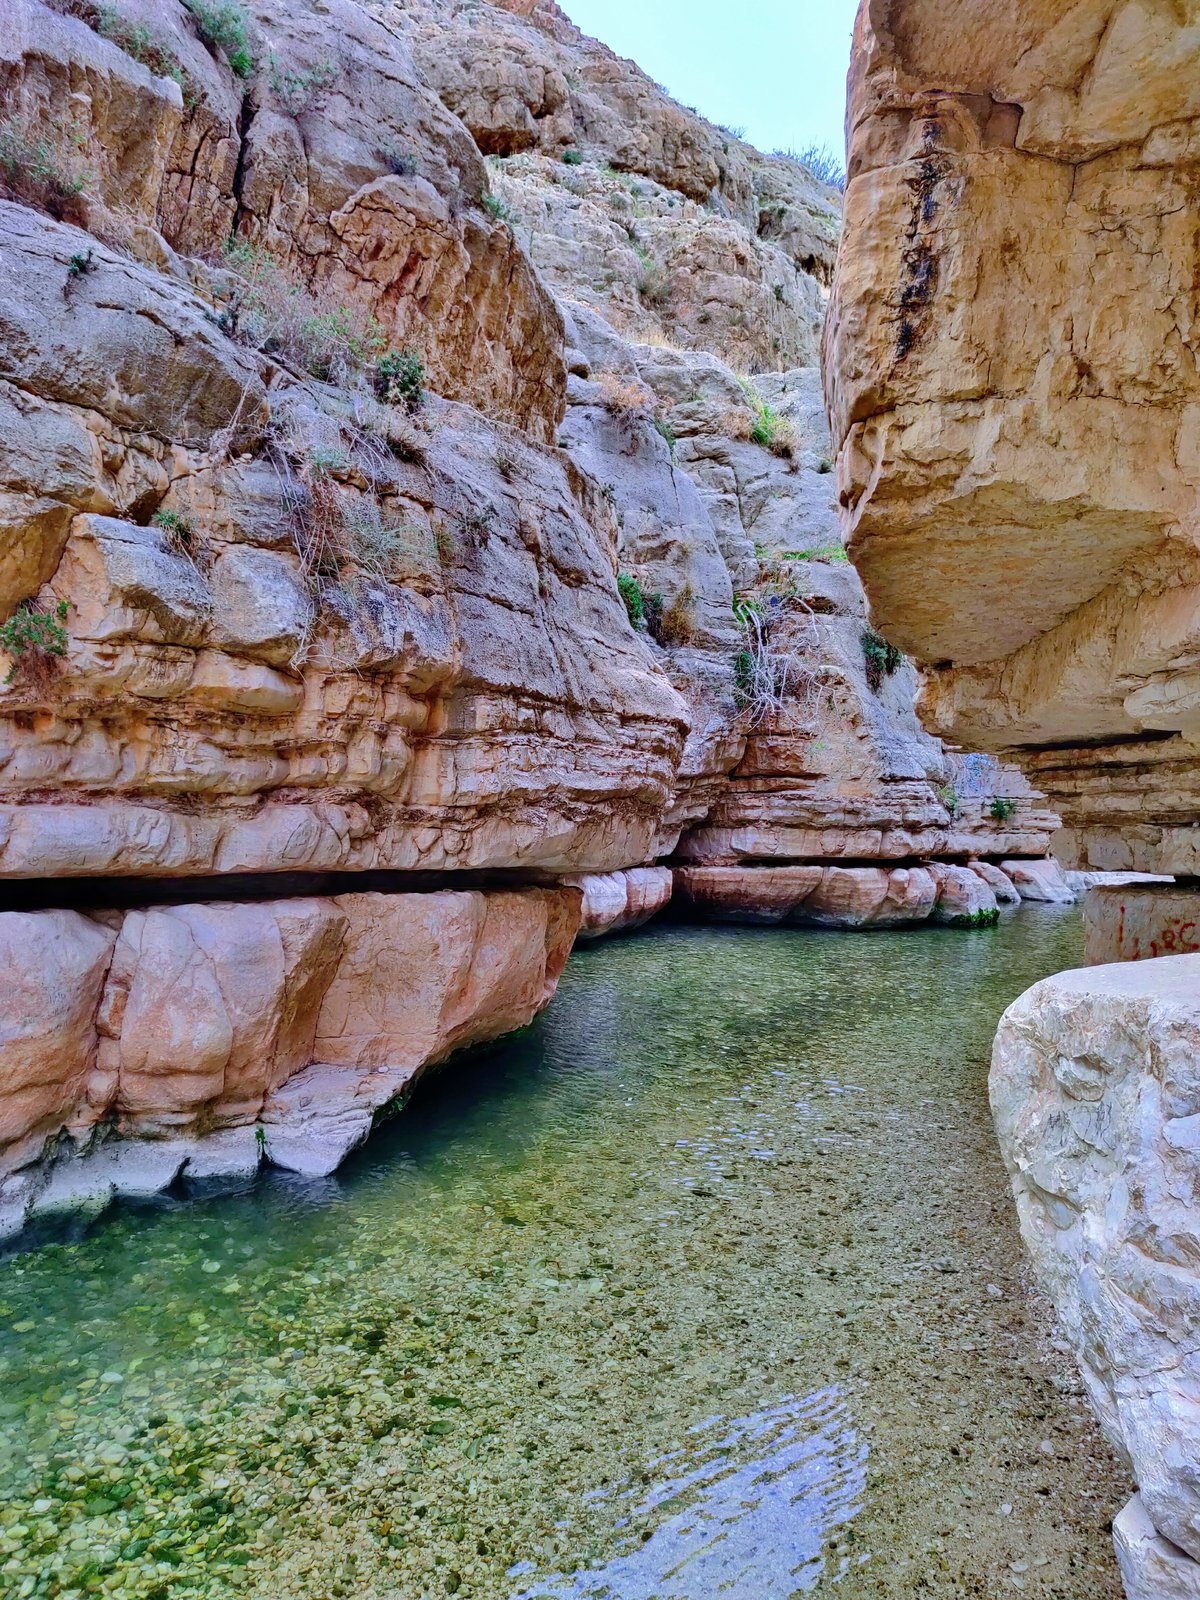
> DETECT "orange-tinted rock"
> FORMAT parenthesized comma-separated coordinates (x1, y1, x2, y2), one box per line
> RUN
(0, 911, 115, 1172)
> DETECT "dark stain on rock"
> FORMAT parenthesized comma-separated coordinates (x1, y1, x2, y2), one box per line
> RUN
(895, 130, 951, 364)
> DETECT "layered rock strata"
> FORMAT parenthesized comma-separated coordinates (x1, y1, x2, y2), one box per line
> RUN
(993, 956, 1200, 1598)
(825, 0, 1200, 882)
(0, 0, 1067, 1219)
(0, 885, 578, 1235)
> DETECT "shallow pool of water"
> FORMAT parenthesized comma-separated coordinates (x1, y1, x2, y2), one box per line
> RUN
(0, 910, 1128, 1599)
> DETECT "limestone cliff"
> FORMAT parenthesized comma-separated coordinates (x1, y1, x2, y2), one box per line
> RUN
(825, 0, 1200, 880)
(0, 0, 1059, 1233)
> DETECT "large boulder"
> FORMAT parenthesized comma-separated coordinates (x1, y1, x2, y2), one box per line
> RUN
(993, 954, 1200, 1596)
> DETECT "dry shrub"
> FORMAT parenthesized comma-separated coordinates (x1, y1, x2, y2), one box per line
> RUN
(597, 371, 654, 418)
(654, 582, 696, 646)
(0, 117, 88, 223)
(285, 453, 439, 589)
(220, 242, 386, 386)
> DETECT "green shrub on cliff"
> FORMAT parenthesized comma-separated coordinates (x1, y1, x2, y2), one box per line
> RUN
(862, 627, 904, 693)
(989, 796, 1018, 823)
(183, 0, 254, 78)
(618, 572, 646, 628)
(0, 601, 69, 686)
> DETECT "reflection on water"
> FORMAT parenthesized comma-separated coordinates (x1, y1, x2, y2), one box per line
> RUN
(512, 1389, 866, 1598)
(0, 910, 1127, 1599)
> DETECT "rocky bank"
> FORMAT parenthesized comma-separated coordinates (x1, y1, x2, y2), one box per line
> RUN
(0, 0, 1062, 1233)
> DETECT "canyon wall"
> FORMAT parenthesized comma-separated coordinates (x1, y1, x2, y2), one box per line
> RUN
(0, 0, 1062, 1234)
(825, 0, 1200, 881)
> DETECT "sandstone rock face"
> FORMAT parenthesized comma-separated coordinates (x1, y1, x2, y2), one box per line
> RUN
(567, 867, 674, 939)
(0, 886, 579, 1230)
(993, 955, 1200, 1597)
(0, 0, 1069, 1218)
(0, 910, 116, 1173)
(825, 0, 1200, 875)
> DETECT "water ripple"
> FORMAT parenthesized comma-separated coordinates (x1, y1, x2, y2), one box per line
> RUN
(510, 1387, 867, 1598)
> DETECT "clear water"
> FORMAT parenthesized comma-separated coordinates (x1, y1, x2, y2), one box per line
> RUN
(0, 911, 1128, 1600)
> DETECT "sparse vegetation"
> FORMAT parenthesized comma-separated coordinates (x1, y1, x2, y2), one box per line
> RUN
(786, 545, 848, 564)
(0, 118, 87, 221)
(182, 0, 253, 78)
(989, 796, 1018, 823)
(374, 348, 425, 411)
(152, 508, 195, 552)
(938, 783, 962, 818)
(54, 3, 191, 93)
(220, 242, 387, 386)
(598, 373, 653, 418)
(458, 506, 495, 544)
(268, 55, 340, 116)
(652, 415, 677, 454)
(494, 449, 518, 482)
(62, 248, 96, 299)
(651, 582, 696, 647)
(284, 451, 440, 590)
(788, 143, 847, 193)
(562, 148, 584, 166)
(379, 143, 419, 178)
(482, 192, 516, 224)
(738, 379, 794, 458)
(618, 571, 646, 629)
(0, 601, 70, 687)
(862, 627, 904, 693)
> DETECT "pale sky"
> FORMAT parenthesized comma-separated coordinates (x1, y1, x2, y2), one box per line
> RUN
(561, 0, 860, 164)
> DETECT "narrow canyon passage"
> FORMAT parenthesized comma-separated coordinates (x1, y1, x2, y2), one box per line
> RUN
(0, 914, 1128, 1599)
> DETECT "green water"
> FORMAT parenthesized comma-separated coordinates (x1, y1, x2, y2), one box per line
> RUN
(0, 911, 1128, 1600)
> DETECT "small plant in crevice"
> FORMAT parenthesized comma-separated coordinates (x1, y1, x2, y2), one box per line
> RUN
(738, 378, 794, 458)
(561, 148, 584, 166)
(862, 626, 904, 693)
(374, 349, 425, 411)
(62, 248, 95, 299)
(182, 0, 253, 77)
(650, 582, 696, 647)
(652, 414, 677, 455)
(268, 55, 340, 116)
(152, 507, 196, 553)
(988, 796, 1018, 824)
(457, 505, 495, 545)
(937, 783, 962, 819)
(0, 118, 87, 222)
(0, 601, 70, 688)
(379, 143, 419, 178)
(618, 571, 646, 629)
(482, 192, 515, 224)
(494, 449, 518, 482)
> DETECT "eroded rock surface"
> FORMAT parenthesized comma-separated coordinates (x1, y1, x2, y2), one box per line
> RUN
(825, 0, 1200, 876)
(993, 956, 1200, 1596)
(0, 886, 579, 1232)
